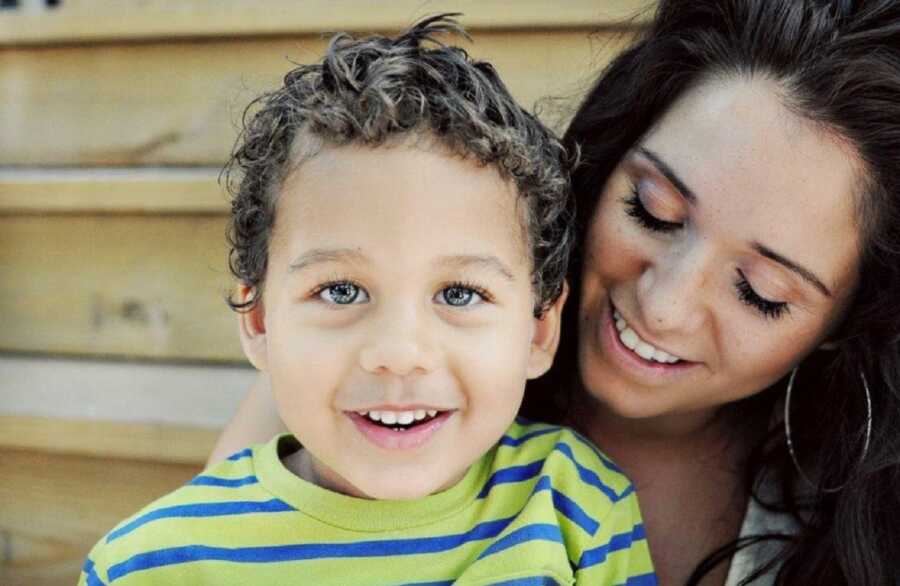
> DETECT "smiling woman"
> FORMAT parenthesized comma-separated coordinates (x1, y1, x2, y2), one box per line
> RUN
(576, 77, 861, 423)
(529, 1, 900, 584)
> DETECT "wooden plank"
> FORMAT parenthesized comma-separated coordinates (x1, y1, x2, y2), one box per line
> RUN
(0, 0, 654, 45)
(0, 448, 200, 586)
(0, 30, 634, 166)
(0, 415, 219, 464)
(0, 215, 245, 361)
(0, 355, 253, 429)
(0, 168, 225, 213)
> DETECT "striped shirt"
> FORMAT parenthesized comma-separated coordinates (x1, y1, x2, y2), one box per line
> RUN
(80, 419, 656, 585)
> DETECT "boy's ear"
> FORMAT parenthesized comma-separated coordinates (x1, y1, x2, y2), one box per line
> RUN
(526, 280, 569, 379)
(237, 285, 269, 371)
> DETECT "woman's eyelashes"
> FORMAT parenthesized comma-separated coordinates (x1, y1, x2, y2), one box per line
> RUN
(622, 183, 792, 321)
(310, 280, 492, 308)
(623, 184, 682, 233)
(735, 270, 790, 320)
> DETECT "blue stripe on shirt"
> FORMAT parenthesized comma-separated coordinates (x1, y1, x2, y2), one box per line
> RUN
(106, 498, 295, 543)
(550, 486, 600, 535)
(477, 460, 544, 498)
(481, 474, 599, 535)
(615, 573, 659, 586)
(479, 443, 632, 505)
(578, 523, 648, 570)
(498, 426, 561, 447)
(476, 523, 564, 560)
(552, 442, 630, 502)
(568, 430, 623, 474)
(108, 516, 519, 580)
(492, 577, 568, 586)
(226, 447, 253, 461)
(82, 558, 107, 586)
(187, 474, 259, 488)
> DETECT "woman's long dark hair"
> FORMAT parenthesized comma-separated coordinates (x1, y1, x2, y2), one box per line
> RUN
(523, 1, 900, 583)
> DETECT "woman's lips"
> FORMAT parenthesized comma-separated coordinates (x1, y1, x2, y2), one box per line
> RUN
(602, 300, 698, 381)
(347, 410, 454, 450)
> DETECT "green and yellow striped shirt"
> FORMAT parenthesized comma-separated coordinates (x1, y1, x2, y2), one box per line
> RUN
(80, 419, 656, 585)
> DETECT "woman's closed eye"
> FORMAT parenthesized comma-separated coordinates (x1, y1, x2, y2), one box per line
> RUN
(623, 184, 683, 233)
(735, 270, 790, 320)
(315, 281, 369, 305)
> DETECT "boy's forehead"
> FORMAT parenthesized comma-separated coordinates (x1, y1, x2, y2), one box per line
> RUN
(272, 139, 534, 267)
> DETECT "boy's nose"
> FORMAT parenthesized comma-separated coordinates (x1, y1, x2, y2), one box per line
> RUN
(358, 305, 439, 376)
(359, 339, 438, 376)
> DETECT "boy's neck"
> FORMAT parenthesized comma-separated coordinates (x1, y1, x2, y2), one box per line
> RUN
(282, 446, 470, 500)
(282, 448, 371, 499)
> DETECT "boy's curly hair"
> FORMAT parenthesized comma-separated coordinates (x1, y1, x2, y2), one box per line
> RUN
(224, 14, 574, 316)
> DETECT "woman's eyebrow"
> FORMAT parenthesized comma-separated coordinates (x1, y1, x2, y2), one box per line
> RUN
(636, 147, 698, 204)
(752, 243, 832, 297)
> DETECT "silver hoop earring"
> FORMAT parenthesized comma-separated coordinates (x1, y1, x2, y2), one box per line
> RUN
(784, 365, 872, 493)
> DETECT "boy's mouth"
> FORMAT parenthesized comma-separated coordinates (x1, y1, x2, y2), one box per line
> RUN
(347, 409, 454, 450)
(354, 409, 443, 432)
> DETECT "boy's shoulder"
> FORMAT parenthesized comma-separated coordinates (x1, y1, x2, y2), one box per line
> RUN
(81, 442, 281, 584)
(493, 417, 635, 504)
(463, 419, 653, 584)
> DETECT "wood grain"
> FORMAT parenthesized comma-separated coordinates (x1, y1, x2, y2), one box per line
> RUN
(0, 168, 225, 213)
(0, 448, 200, 586)
(0, 0, 653, 45)
(0, 30, 633, 166)
(0, 214, 244, 361)
(0, 415, 220, 464)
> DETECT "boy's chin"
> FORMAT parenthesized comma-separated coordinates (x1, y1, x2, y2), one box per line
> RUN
(352, 470, 466, 501)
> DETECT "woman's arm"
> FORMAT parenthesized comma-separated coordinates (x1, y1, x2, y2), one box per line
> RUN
(206, 373, 287, 467)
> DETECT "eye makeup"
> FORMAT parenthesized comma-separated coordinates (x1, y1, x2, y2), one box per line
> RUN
(620, 173, 794, 321)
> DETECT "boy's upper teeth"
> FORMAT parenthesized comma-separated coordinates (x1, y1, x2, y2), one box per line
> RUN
(357, 409, 440, 423)
(613, 310, 681, 364)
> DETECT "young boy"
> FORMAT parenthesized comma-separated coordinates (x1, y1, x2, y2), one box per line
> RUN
(80, 16, 655, 586)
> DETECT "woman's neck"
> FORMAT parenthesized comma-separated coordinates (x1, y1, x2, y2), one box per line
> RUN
(568, 391, 761, 585)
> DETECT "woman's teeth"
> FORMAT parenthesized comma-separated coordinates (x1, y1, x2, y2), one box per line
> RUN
(356, 409, 439, 426)
(613, 310, 681, 364)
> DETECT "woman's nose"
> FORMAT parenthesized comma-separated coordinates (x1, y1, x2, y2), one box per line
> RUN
(358, 303, 439, 376)
(636, 243, 710, 334)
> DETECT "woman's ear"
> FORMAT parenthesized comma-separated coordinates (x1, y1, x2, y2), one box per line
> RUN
(237, 285, 269, 371)
(526, 281, 569, 379)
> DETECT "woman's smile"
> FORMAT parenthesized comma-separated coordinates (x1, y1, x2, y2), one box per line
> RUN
(600, 298, 701, 384)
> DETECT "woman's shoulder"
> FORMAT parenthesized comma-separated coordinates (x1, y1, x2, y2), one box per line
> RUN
(724, 477, 800, 586)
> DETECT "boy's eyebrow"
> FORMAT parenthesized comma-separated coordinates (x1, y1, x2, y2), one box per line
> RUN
(288, 248, 367, 272)
(437, 255, 516, 281)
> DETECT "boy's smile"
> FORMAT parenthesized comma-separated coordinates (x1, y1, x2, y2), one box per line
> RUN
(239, 138, 565, 500)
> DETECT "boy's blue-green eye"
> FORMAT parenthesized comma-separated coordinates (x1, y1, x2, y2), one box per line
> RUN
(319, 282, 369, 305)
(437, 286, 483, 307)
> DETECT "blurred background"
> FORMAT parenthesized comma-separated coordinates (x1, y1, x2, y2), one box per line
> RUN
(0, 1, 650, 583)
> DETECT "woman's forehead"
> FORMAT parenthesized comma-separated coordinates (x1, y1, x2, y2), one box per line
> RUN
(637, 76, 863, 291)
